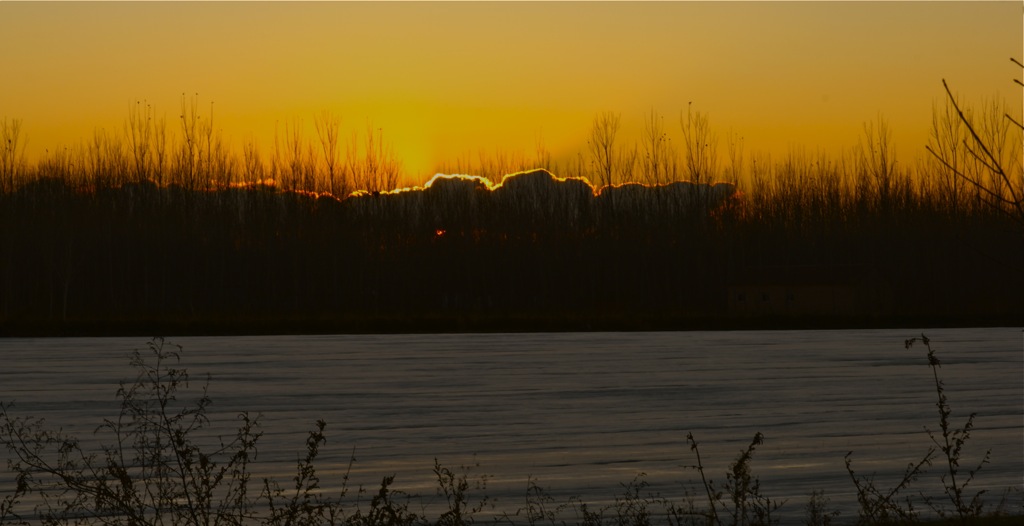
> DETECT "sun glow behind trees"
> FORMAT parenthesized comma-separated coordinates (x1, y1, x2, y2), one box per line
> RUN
(0, 1, 1019, 182)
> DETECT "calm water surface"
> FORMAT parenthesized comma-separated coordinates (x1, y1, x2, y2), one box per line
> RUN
(1, 328, 1021, 521)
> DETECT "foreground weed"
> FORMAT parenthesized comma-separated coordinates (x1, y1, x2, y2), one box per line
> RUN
(548, 474, 666, 526)
(433, 458, 492, 526)
(350, 475, 421, 526)
(844, 447, 933, 524)
(845, 334, 996, 525)
(262, 418, 333, 525)
(804, 490, 840, 526)
(0, 338, 372, 526)
(681, 432, 782, 526)
(0, 337, 265, 524)
(500, 476, 573, 526)
(0, 471, 27, 526)
(907, 334, 992, 523)
(611, 475, 656, 526)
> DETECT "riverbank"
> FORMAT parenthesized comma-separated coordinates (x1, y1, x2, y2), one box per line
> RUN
(2, 313, 1020, 338)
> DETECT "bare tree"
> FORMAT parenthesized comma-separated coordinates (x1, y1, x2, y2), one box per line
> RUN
(125, 102, 170, 187)
(565, 151, 588, 182)
(680, 103, 718, 186)
(243, 137, 265, 183)
(926, 58, 1024, 225)
(315, 111, 343, 196)
(929, 98, 969, 215)
(273, 118, 317, 192)
(1, 117, 27, 193)
(724, 130, 745, 187)
(588, 111, 621, 188)
(617, 143, 638, 185)
(125, 100, 153, 183)
(348, 124, 402, 193)
(88, 127, 130, 189)
(203, 99, 216, 184)
(640, 109, 675, 185)
(534, 133, 553, 173)
(856, 115, 898, 211)
(153, 109, 168, 187)
(178, 93, 200, 190)
(285, 118, 305, 192)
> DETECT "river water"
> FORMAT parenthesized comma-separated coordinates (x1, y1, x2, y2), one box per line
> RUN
(1, 328, 1021, 522)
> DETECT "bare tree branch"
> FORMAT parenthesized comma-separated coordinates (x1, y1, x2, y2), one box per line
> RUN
(937, 78, 1023, 221)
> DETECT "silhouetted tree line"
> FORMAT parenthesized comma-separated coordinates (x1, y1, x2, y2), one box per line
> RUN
(2, 78, 1021, 334)
(0, 166, 1019, 335)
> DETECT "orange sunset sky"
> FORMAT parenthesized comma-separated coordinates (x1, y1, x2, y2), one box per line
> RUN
(1, 1, 1021, 186)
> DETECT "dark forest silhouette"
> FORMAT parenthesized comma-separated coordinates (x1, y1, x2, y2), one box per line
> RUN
(1, 79, 1022, 334)
(0, 165, 1019, 335)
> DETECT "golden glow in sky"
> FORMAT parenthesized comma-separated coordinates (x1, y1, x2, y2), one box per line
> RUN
(1, 1, 1020, 184)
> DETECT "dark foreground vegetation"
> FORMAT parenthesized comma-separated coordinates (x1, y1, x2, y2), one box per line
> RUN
(0, 71, 1022, 335)
(1, 335, 1018, 525)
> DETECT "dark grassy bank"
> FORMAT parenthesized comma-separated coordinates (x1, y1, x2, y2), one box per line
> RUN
(0, 166, 1021, 336)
